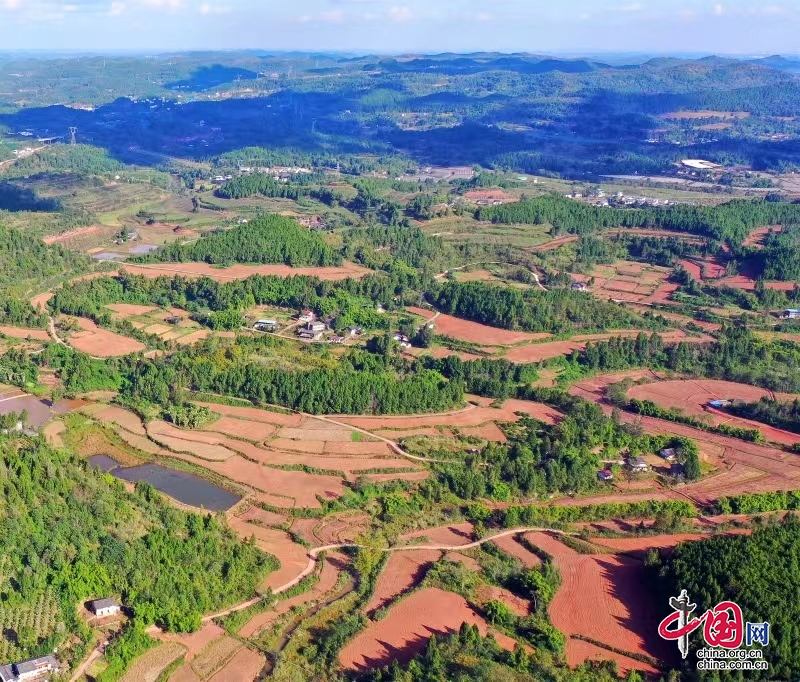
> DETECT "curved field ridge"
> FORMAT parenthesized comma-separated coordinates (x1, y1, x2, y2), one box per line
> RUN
(526, 531, 668, 672)
(66, 317, 145, 357)
(339, 588, 518, 671)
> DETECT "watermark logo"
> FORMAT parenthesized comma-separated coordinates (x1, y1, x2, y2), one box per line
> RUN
(658, 590, 769, 672)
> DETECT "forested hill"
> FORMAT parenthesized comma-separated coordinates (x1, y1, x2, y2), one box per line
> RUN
(0, 434, 273, 663)
(136, 214, 342, 267)
(476, 196, 800, 245)
(0, 224, 92, 299)
(654, 517, 800, 680)
(430, 280, 657, 334)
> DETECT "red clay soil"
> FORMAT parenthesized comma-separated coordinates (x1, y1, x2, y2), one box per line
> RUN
(678, 260, 703, 281)
(428, 313, 549, 346)
(195, 402, 303, 427)
(406, 306, 437, 321)
(504, 331, 710, 364)
(0, 325, 50, 341)
(458, 422, 508, 442)
(527, 235, 579, 252)
(238, 505, 287, 528)
(207, 647, 265, 682)
(712, 275, 796, 291)
(590, 532, 741, 558)
(239, 551, 348, 638)
(94, 405, 147, 436)
(476, 585, 531, 617)
(67, 317, 146, 357)
(227, 515, 310, 590)
(366, 550, 442, 614)
(153, 622, 225, 661)
(491, 534, 542, 568)
(165, 451, 346, 508)
(464, 190, 517, 203)
(340, 588, 517, 672)
(104, 303, 159, 317)
(30, 292, 54, 310)
(627, 379, 769, 419)
(568, 639, 660, 677)
(399, 523, 474, 546)
(120, 261, 371, 282)
(442, 552, 482, 571)
(526, 532, 669, 672)
(206, 416, 277, 441)
(568, 369, 660, 402)
(404, 346, 484, 362)
(42, 225, 100, 244)
(743, 226, 781, 248)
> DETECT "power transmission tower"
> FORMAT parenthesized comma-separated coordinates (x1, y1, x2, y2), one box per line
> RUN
(69, 127, 77, 145)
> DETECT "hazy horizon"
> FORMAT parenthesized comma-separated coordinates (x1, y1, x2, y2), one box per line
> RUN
(0, 1, 799, 55)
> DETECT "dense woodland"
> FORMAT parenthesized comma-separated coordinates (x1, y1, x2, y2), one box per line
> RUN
(0, 435, 273, 665)
(137, 214, 341, 267)
(477, 196, 800, 245)
(654, 517, 800, 680)
(431, 280, 657, 334)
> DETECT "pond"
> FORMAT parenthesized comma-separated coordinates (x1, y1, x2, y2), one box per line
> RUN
(89, 456, 240, 511)
(0, 395, 86, 428)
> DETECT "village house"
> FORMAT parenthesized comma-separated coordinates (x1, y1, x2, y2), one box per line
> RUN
(298, 310, 315, 323)
(0, 655, 61, 682)
(571, 281, 588, 292)
(598, 469, 614, 482)
(659, 448, 677, 462)
(629, 457, 649, 473)
(783, 309, 800, 320)
(346, 326, 363, 337)
(329, 336, 345, 344)
(254, 319, 278, 332)
(88, 598, 121, 618)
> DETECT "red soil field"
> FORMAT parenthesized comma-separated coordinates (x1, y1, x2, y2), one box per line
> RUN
(743, 226, 781, 248)
(120, 260, 371, 282)
(568, 639, 660, 677)
(154, 622, 225, 661)
(476, 585, 530, 617)
(67, 317, 146, 357)
(29, 292, 53, 310)
(458, 422, 508, 442)
(492, 534, 541, 568)
(340, 588, 517, 672)
(426, 312, 549, 346)
(165, 450, 347, 508)
(504, 331, 710, 364)
(442, 552, 481, 571)
(175, 330, 212, 345)
(195, 402, 302, 427)
(42, 225, 100, 244)
(207, 647, 265, 682)
(678, 259, 703, 281)
(94, 405, 147, 435)
(168, 665, 202, 682)
(399, 523, 474, 546)
(206, 416, 277, 441)
(526, 532, 669, 672)
(366, 550, 442, 613)
(227, 515, 309, 590)
(104, 303, 158, 317)
(627, 379, 769, 419)
(527, 235, 578, 252)
(0, 325, 50, 341)
(406, 306, 437, 321)
(464, 190, 517, 203)
(591, 533, 722, 557)
(239, 551, 348, 638)
(712, 275, 796, 291)
(238, 505, 287, 528)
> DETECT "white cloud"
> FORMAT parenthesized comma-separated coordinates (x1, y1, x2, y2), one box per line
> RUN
(109, 1, 124, 14)
(199, 2, 228, 15)
(713, 3, 724, 15)
(388, 5, 412, 22)
(614, 3, 642, 11)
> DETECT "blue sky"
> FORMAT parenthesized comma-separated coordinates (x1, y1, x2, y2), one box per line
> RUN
(0, 0, 798, 55)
